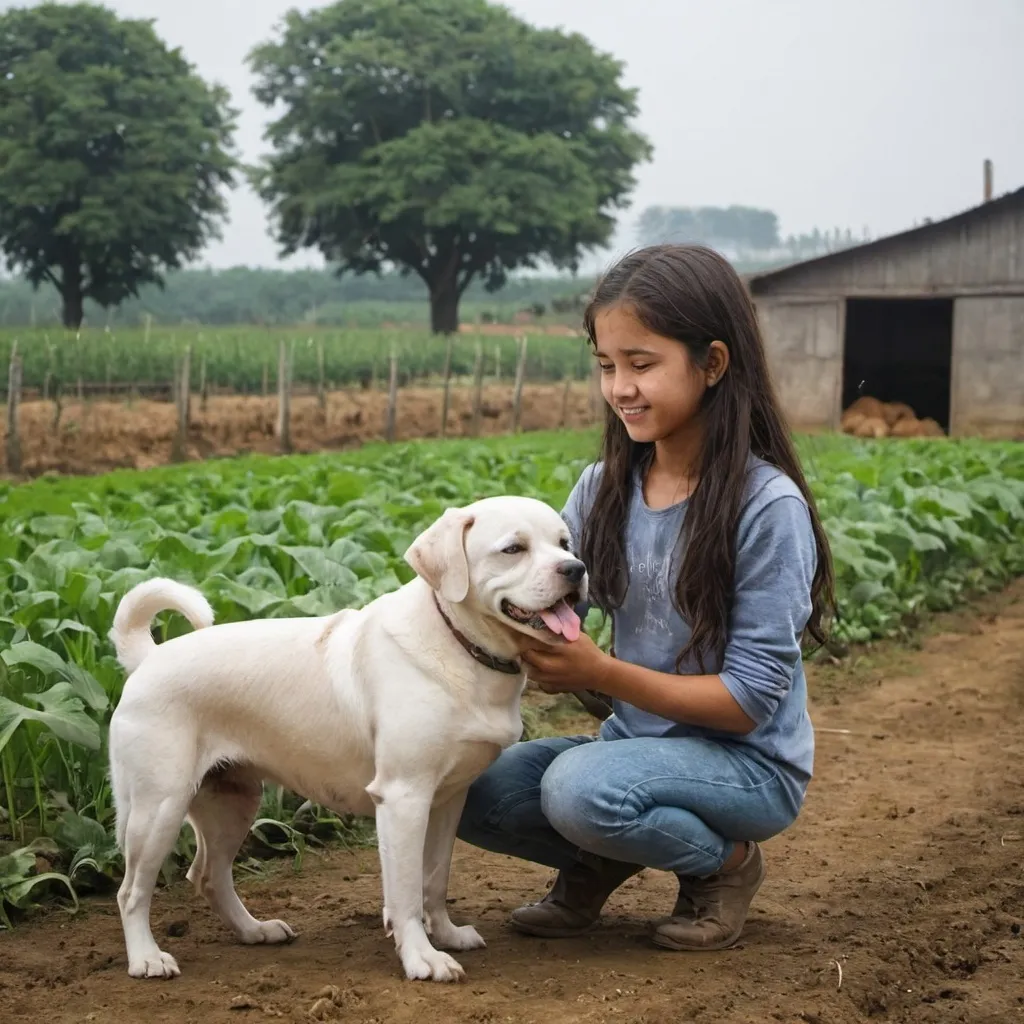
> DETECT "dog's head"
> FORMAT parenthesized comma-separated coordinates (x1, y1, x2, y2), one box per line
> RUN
(404, 496, 588, 644)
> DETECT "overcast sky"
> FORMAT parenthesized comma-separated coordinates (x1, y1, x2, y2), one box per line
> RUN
(25, 0, 1024, 270)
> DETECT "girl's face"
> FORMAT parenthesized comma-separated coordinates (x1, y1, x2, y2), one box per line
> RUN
(593, 305, 725, 446)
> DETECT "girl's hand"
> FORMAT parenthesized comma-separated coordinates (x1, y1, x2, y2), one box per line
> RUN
(520, 632, 612, 694)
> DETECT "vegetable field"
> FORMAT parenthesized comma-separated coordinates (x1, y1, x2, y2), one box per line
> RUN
(0, 325, 588, 396)
(1, 430, 1023, 930)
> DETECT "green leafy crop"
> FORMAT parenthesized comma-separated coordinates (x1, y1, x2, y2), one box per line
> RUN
(0, 429, 1021, 923)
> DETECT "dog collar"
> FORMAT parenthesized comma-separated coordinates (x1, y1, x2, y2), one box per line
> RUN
(432, 595, 522, 676)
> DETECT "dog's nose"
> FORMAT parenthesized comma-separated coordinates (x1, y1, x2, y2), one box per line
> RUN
(558, 559, 586, 585)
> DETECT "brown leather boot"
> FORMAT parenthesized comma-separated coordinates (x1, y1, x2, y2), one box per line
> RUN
(509, 855, 644, 937)
(651, 842, 766, 951)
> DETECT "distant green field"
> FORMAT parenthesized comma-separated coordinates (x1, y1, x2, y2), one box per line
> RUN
(1, 429, 1022, 925)
(0, 325, 590, 396)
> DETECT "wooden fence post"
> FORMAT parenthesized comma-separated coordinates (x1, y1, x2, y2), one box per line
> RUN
(385, 341, 399, 443)
(171, 344, 191, 462)
(440, 335, 454, 438)
(316, 338, 327, 414)
(52, 376, 63, 432)
(6, 341, 22, 474)
(199, 353, 208, 413)
(275, 339, 291, 453)
(50, 343, 63, 432)
(511, 334, 528, 433)
(471, 337, 485, 437)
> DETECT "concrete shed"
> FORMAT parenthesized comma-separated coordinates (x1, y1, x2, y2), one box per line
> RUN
(747, 186, 1024, 438)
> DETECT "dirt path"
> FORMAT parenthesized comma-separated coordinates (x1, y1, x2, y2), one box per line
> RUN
(2, 584, 1023, 1024)
(3, 382, 599, 479)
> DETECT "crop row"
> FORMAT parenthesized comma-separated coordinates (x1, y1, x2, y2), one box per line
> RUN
(0, 326, 591, 396)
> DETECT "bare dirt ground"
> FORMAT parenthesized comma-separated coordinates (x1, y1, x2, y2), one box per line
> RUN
(3, 382, 600, 479)
(2, 582, 1023, 1023)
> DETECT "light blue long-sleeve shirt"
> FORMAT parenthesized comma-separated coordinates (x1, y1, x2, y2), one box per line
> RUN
(561, 455, 817, 798)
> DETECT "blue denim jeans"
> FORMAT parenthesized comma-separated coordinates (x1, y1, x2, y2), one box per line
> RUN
(457, 734, 806, 878)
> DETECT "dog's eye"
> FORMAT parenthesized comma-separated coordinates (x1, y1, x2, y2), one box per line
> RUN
(502, 543, 525, 555)
(559, 537, 571, 551)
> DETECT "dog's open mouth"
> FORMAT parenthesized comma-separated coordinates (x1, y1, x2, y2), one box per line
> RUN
(501, 592, 581, 641)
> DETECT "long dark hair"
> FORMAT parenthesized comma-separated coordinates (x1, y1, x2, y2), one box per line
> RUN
(578, 243, 835, 672)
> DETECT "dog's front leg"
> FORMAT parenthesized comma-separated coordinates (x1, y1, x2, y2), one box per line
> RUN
(369, 779, 466, 983)
(422, 788, 485, 952)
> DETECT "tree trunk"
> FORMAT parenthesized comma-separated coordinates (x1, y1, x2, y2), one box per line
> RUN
(60, 264, 85, 329)
(429, 274, 460, 335)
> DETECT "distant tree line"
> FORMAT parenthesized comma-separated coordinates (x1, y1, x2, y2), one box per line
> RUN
(0, 266, 594, 328)
(635, 204, 871, 262)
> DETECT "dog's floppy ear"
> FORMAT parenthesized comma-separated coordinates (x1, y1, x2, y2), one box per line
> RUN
(404, 506, 475, 603)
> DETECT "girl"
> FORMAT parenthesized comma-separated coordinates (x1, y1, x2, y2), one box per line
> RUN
(456, 243, 835, 951)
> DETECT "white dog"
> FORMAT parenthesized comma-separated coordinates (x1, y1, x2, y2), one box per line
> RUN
(106, 495, 586, 984)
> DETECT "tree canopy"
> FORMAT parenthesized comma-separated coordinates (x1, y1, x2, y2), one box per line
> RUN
(0, 2, 237, 328)
(248, 0, 651, 333)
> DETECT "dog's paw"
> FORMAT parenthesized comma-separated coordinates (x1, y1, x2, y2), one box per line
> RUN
(400, 945, 466, 983)
(128, 950, 180, 980)
(239, 919, 297, 945)
(431, 922, 486, 952)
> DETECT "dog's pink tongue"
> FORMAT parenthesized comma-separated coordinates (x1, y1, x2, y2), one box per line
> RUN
(540, 600, 582, 642)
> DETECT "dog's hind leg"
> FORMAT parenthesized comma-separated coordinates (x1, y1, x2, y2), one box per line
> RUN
(185, 765, 297, 946)
(117, 787, 192, 979)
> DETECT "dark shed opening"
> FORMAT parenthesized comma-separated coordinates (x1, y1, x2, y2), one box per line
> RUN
(842, 298, 954, 430)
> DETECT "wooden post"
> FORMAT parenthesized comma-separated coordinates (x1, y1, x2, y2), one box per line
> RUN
(440, 335, 454, 438)
(199, 353, 208, 413)
(470, 337, 485, 436)
(171, 345, 191, 462)
(983, 158, 994, 201)
(170, 353, 179, 414)
(52, 376, 63, 432)
(494, 343, 501, 383)
(316, 338, 326, 414)
(6, 341, 22, 474)
(385, 342, 399, 443)
(511, 334, 528, 433)
(50, 343, 62, 432)
(275, 339, 291, 453)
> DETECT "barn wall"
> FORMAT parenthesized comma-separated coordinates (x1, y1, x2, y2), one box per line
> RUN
(950, 297, 1024, 438)
(750, 203, 1024, 298)
(755, 299, 843, 430)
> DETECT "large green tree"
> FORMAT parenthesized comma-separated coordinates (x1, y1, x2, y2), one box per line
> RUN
(0, 2, 237, 329)
(248, 0, 651, 334)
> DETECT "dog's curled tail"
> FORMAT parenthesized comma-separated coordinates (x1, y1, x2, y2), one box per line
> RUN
(109, 577, 214, 674)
